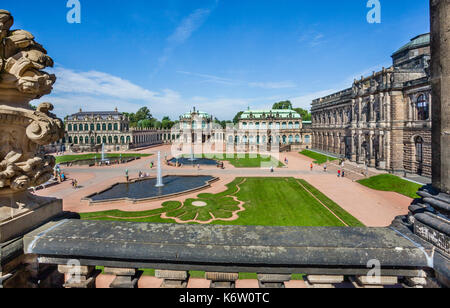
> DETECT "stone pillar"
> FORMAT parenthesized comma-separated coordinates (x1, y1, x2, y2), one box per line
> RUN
(58, 265, 100, 288)
(430, 0, 450, 194)
(305, 275, 345, 288)
(104, 267, 142, 289)
(389, 91, 405, 174)
(205, 272, 239, 288)
(350, 276, 399, 289)
(257, 274, 291, 288)
(351, 133, 357, 162)
(155, 270, 189, 288)
(404, 0, 450, 289)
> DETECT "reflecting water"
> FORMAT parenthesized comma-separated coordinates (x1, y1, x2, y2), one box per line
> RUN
(88, 175, 216, 202)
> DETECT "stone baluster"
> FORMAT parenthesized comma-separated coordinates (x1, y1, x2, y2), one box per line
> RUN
(104, 267, 142, 288)
(205, 272, 239, 288)
(349, 276, 398, 288)
(155, 270, 189, 288)
(257, 274, 291, 288)
(305, 275, 345, 288)
(58, 265, 100, 288)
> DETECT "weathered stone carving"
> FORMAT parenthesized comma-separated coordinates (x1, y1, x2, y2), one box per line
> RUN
(0, 10, 63, 221)
(0, 10, 55, 105)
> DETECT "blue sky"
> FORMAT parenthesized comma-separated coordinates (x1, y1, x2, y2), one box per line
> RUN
(5, 0, 429, 120)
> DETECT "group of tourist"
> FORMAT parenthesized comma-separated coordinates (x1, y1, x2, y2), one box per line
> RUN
(53, 165, 66, 183)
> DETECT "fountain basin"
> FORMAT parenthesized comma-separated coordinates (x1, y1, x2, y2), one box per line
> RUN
(84, 175, 218, 204)
(170, 157, 218, 166)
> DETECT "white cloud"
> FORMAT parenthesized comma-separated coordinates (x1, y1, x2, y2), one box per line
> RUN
(155, 6, 216, 73)
(177, 71, 297, 89)
(249, 81, 297, 89)
(34, 66, 269, 120)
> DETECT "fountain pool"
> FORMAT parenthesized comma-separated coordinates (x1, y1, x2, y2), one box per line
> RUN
(84, 175, 218, 204)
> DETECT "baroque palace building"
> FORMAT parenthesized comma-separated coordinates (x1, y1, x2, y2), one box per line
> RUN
(65, 108, 171, 152)
(171, 108, 312, 152)
(311, 33, 431, 176)
(229, 109, 312, 152)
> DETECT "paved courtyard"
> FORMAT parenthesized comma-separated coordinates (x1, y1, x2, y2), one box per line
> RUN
(37, 145, 412, 228)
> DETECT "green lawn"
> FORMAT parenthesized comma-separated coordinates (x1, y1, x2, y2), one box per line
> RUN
(357, 174, 422, 199)
(299, 150, 337, 165)
(55, 153, 151, 164)
(81, 177, 363, 227)
(181, 153, 284, 168)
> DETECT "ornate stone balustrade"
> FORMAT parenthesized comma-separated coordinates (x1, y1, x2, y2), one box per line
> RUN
(0, 216, 442, 288)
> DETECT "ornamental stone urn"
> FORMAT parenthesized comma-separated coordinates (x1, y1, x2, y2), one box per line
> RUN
(0, 10, 64, 243)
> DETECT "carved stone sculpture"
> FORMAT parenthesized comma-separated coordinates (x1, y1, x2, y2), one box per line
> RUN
(0, 10, 63, 226)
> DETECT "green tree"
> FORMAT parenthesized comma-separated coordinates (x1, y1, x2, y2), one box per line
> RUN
(293, 107, 312, 121)
(272, 100, 293, 110)
(233, 111, 244, 124)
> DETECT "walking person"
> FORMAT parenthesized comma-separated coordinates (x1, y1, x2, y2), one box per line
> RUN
(125, 169, 129, 182)
(338, 170, 341, 178)
(342, 170, 345, 178)
(310, 163, 313, 171)
(324, 164, 327, 172)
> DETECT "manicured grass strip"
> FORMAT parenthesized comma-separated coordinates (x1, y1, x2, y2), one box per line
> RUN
(297, 179, 364, 227)
(212, 177, 348, 227)
(299, 150, 337, 165)
(55, 153, 151, 164)
(357, 174, 422, 199)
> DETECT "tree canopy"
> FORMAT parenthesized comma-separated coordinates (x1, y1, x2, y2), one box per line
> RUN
(272, 100, 293, 110)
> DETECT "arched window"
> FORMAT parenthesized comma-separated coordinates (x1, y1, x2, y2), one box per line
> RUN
(417, 95, 429, 120)
(282, 135, 287, 144)
(68, 124, 72, 131)
(114, 123, 118, 131)
(288, 122, 293, 129)
(102, 124, 107, 131)
(84, 124, 89, 131)
(91, 124, 95, 131)
(415, 136, 424, 163)
(74, 137, 78, 144)
(289, 135, 293, 144)
(102, 136, 107, 144)
(108, 123, 113, 131)
(114, 136, 118, 144)
(97, 124, 101, 131)
(305, 135, 311, 144)
(295, 135, 301, 143)
(108, 136, 113, 144)
(68, 136, 73, 143)
(85, 136, 89, 144)
(120, 136, 125, 144)
(126, 136, 131, 144)
(96, 136, 101, 144)
(73, 124, 78, 131)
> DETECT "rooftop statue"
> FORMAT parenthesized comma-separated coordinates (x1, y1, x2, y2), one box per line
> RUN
(0, 10, 63, 222)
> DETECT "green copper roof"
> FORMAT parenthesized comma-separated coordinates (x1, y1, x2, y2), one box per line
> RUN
(180, 110, 211, 119)
(240, 109, 302, 120)
(392, 33, 430, 56)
